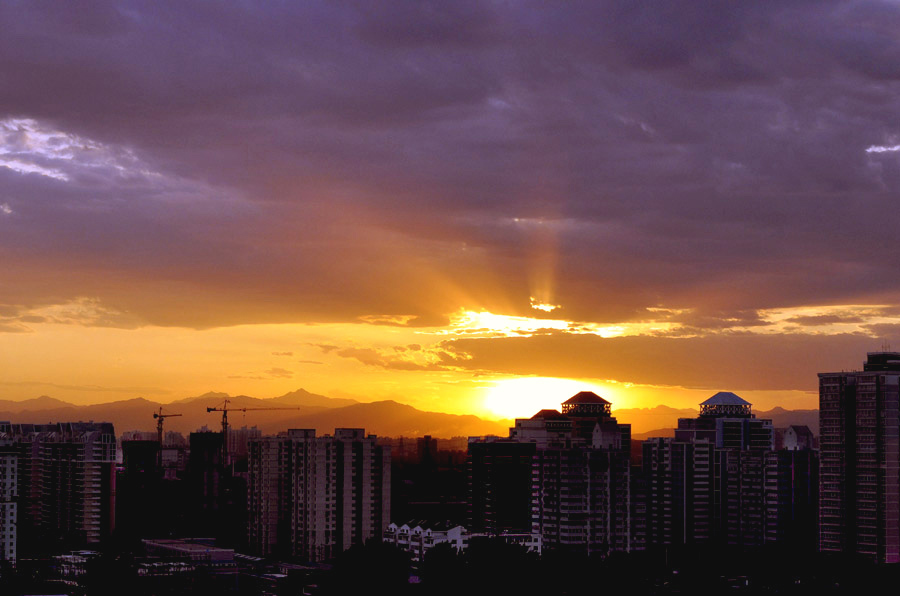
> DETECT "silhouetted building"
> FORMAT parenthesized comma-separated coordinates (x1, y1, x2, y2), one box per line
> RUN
(227, 425, 261, 470)
(819, 352, 900, 562)
(768, 445, 818, 550)
(417, 435, 438, 467)
(0, 422, 116, 552)
(530, 393, 631, 554)
(188, 431, 224, 529)
(392, 434, 467, 525)
(467, 438, 536, 534)
(117, 440, 160, 541)
(643, 392, 775, 548)
(469, 392, 631, 555)
(248, 428, 391, 562)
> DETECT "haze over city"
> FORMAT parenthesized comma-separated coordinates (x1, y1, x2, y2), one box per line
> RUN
(3, 2, 900, 421)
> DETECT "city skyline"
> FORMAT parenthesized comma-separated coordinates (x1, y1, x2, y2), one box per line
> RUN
(4, 2, 900, 420)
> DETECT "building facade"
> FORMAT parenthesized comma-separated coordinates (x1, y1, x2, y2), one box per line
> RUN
(819, 352, 900, 562)
(642, 392, 778, 549)
(469, 392, 631, 555)
(248, 428, 391, 562)
(383, 521, 469, 562)
(0, 440, 16, 568)
(467, 438, 537, 534)
(0, 422, 116, 553)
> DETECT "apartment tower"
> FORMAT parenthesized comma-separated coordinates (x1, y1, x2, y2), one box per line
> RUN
(819, 352, 900, 562)
(248, 428, 391, 562)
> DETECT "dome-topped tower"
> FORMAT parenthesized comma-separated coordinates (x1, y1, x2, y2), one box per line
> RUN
(699, 392, 752, 418)
(561, 391, 612, 417)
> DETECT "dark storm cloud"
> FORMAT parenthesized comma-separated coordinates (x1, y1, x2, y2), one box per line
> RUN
(2, 1, 900, 328)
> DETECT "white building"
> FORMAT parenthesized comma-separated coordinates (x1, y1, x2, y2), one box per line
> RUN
(383, 522, 541, 561)
(383, 522, 469, 562)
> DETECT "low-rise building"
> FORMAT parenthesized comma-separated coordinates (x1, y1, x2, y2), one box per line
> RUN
(383, 521, 541, 561)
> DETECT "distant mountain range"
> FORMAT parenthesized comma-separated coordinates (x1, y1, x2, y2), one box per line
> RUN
(0, 390, 819, 439)
(0, 389, 510, 438)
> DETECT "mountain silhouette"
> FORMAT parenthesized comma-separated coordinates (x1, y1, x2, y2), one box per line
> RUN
(0, 390, 506, 438)
(0, 391, 819, 438)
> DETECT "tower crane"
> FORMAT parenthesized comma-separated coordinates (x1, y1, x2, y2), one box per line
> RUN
(206, 399, 302, 465)
(152, 407, 182, 469)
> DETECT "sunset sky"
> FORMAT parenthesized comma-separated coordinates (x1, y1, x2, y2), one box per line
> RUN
(2, 2, 900, 420)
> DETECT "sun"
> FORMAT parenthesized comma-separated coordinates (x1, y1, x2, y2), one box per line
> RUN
(482, 377, 618, 420)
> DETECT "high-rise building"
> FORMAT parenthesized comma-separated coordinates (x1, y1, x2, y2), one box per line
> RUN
(247, 428, 391, 562)
(117, 440, 160, 541)
(0, 422, 116, 552)
(642, 392, 775, 548)
(767, 443, 818, 550)
(187, 431, 248, 547)
(0, 440, 16, 568)
(467, 438, 536, 534)
(643, 437, 716, 546)
(819, 352, 900, 562)
(469, 392, 631, 555)
(247, 432, 296, 558)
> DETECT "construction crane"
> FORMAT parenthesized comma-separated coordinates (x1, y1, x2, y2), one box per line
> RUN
(206, 399, 302, 465)
(152, 407, 182, 470)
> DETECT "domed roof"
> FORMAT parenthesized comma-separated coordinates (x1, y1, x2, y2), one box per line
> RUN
(562, 391, 611, 405)
(700, 391, 751, 406)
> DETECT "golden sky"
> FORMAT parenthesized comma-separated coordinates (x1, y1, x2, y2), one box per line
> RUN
(0, 301, 889, 419)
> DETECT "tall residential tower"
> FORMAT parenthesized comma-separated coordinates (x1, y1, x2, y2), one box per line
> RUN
(248, 428, 391, 561)
(819, 352, 900, 563)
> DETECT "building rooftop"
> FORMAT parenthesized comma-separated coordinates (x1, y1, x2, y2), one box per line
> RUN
(864, 351, 900, 371)
(562, 391, 611, 405)
(700, 392, 751, 407)
(531, 409, 567, 420)
(788, 425, 815, 440)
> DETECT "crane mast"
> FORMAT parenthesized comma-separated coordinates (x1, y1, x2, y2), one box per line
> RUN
(152, 407, 182, 471)
(206, 399, 301, 466)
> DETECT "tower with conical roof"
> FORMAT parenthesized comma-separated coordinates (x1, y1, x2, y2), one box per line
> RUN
(561, 391, 612, 417)
(699, 391, 752, 418)
(470, 390, 632, 555)
(644, 391, 774, 548)
(676, 391, 772, 450)
(517, 391, 631, 554)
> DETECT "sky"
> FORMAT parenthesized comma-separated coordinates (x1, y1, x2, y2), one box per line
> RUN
(2, 1, 900, 420)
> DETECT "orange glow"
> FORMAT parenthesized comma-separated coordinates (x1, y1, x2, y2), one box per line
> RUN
(483, 377, 623, 420)
(0, 299, 866, 419)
